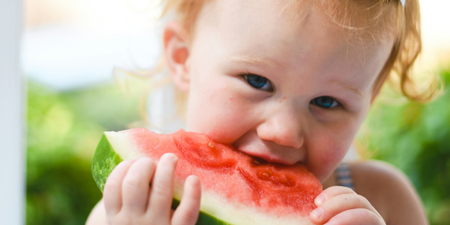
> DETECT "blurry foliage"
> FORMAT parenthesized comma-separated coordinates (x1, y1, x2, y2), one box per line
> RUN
(360, 67, 450, 225)
(26, 81, 141, 225)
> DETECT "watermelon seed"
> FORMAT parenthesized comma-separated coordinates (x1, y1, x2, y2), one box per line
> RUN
(208, 142, 214, 148)
(263, 172, 270, 177)
(253, 159, 261, 165)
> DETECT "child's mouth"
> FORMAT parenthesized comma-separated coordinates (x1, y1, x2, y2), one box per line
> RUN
(236, 146, 305, 166)
(232, 131, 306, 166)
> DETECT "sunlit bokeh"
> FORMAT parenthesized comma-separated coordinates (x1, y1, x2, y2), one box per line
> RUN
(23, 0, 163, 90)
(417, 1, 450, 70)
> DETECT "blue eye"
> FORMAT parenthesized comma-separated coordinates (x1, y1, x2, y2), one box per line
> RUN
(244, 74, 273, 91)
(311, 96, 339, 108)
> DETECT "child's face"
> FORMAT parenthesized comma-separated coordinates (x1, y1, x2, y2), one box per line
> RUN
(175, 0, 393, 181)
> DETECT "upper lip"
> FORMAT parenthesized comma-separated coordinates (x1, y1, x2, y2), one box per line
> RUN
(236, 145, 304, 166)
(232, 130, 306, 166)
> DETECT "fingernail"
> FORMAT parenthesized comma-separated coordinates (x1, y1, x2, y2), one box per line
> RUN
(187, 175, 200, 186)
(310, 207, 323, 220)
(162, 153, 178, 162)
(315, 194, 325, 206)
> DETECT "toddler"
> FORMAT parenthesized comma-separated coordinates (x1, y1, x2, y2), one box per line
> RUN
(87, 0, 433, 224)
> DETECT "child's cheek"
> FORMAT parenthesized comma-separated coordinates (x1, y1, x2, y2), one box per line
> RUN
(308, 137, 349, 182)
(187, 86, 251, 144)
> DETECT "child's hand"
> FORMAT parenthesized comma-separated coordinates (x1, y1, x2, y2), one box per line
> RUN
(103, 153, 201, 225)
(310, 186, 385, 225)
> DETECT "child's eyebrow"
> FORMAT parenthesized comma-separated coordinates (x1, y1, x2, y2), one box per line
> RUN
(332, 80, 364, 98)
(229, 55, 277, 68)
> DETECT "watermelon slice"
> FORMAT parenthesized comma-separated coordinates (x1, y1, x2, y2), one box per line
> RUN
(92, 128, 322, 225)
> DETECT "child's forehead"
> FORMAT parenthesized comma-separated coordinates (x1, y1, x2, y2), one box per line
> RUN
(206, 0, 312, 30)
(194, 0, 398, 43)
(196, 0, 390, 55)
(199, 1, 316, 44)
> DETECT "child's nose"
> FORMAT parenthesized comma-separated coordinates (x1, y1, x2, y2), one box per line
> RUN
(256, 108, 304, 149)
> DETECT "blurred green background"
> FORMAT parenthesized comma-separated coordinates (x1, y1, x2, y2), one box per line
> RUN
(360, 66, 450, 225)
(25, 66, 450, 225)
(26, 81, 142, 225)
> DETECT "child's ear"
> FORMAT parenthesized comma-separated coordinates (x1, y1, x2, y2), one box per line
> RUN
(163, 22, 191, 92)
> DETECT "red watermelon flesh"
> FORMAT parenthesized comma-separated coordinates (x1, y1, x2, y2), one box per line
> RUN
(93, 128, 322, 224)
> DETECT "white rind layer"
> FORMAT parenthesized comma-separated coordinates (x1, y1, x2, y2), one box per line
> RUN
(105, 131, 147, 160)
(104, 130, 315, 225)
(175, 188, 315, 225)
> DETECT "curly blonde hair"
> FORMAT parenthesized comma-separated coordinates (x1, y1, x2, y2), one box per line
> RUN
(158, 0, 439, 102)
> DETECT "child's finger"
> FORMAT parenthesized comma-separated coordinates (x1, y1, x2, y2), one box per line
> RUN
(172, 175, 202, 225)
(103, 160, 135, 216)
(121, 158, 157, 215)
(309, 193, 376, 224)
(314, 186, 355, 206)
(147, 153, 178, 223)
(324, 208, 384, 225)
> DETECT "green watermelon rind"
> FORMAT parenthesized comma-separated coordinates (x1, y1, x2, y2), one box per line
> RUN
(92, 134, 123, 192)
(92, 134, 229, 225)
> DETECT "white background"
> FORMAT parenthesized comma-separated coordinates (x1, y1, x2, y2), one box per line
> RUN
(0, 0, 24, 224)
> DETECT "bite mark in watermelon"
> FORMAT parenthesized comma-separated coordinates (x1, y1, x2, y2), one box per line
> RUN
(92, 128, 322, 225)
